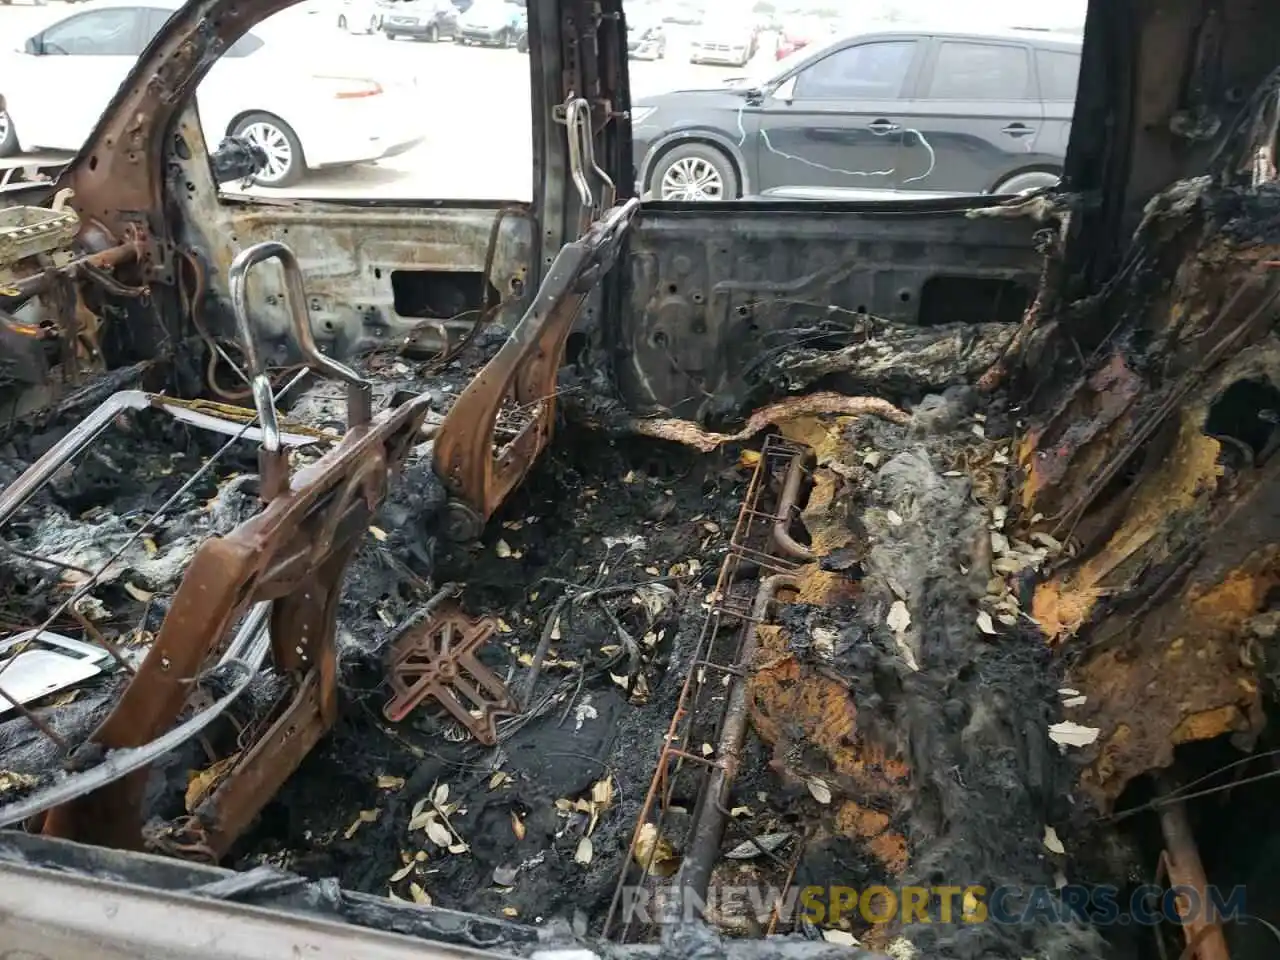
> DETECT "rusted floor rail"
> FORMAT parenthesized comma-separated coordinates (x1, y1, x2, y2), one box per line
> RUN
(603, 434, 814, 941)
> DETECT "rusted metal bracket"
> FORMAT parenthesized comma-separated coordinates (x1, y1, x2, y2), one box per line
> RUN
(433, 197, 639, 540)
(26, 240, 429, 857)
(674, 573, 802, 923)
(1153, 774, 1232, 960)
(382, 602, 517, 746)
(557, 96, 617, 234)
(39, 388, 433, 853)
(773, 451, 816, 562)
(229, 240, 374, 501)
(605, 435, 813, 942)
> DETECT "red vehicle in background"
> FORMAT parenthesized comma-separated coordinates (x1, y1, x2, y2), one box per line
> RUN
(775, 16, 832, 59)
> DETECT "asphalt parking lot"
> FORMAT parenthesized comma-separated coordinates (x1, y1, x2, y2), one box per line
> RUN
(0, 4, 775, 202)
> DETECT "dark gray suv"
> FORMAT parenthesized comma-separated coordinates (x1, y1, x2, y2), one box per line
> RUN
(631, 27, 1081, 201)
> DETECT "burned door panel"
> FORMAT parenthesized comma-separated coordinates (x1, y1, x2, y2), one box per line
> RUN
(614, 204, 1041, 417)
(167, 117, 533, 365)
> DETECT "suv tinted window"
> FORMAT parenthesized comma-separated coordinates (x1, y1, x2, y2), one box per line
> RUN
(793, 40, 916, 100)
(927, 41, 1031, 100)
(40, 8, 147, 56)
(1036, 48, 1080, 100)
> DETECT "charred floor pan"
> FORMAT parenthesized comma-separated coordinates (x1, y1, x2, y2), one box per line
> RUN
(5, 270, 1280, 960)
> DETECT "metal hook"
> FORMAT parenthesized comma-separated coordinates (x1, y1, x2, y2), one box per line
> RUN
(564, 98, 595, 216)
(563, 98, 616, 232)
(228, 241, 373, 434)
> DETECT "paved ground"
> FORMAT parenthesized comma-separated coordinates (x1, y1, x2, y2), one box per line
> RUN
(0, 4, 775, 201)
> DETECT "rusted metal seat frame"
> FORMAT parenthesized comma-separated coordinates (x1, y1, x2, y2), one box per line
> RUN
(40, 389, 433, 854)
(433, 198, 639, 531)
(36, 240, 427, 857)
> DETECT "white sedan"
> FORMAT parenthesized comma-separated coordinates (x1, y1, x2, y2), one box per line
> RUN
(296, 0, 386, 35)
(0, 0, 422, 186)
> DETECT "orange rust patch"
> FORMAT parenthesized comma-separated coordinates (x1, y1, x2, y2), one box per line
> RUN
(836, 801, 891, 838)
(1032, 578, 1101, 641)
(1020, 352, 1142, 510)
(791, 566, 859, 606)
(1071, 550, 1272, 803)
(802, 468, 854, 557)
(1170, 705, 1249, 743)
(1188, 554, 1280, 632)
(749, 624, 909, 875)
(836, 801, 909, 874)
(1032, 412, 1222, 642)
(778, 416, 858, 469)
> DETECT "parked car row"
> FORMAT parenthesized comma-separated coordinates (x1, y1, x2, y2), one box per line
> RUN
(631, 27, 1082, 203)
(379, 0, 523, 44)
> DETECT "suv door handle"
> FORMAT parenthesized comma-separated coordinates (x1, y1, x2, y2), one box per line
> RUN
(1001, 123, 1035, 137)
(867, 119, 900, 134)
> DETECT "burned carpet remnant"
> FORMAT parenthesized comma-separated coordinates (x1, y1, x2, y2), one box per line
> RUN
(604, 385, 1100, 958)
(239, 429, 752, 926)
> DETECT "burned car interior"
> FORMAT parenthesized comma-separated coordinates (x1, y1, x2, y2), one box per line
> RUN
(2, 0, 1280, 958)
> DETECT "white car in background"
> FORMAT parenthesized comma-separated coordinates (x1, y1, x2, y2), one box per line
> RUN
(297, 0, 384, 35)
(688, 21, 759, 67)
(0, 0, 422, 186)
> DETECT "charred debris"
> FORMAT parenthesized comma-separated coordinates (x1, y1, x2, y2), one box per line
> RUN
(2, 2, 1280, 959)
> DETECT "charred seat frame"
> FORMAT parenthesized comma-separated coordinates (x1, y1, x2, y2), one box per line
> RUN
(0, 0, 635, 855)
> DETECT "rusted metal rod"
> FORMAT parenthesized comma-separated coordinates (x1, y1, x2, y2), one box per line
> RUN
(670, 573, 801, 925)
(1, 239, 142, 301)
(1154, 774, 1231, 960)
(773, 452, 816, 561)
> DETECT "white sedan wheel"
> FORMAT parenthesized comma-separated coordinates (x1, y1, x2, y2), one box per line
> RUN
(238, 119, 298, 186)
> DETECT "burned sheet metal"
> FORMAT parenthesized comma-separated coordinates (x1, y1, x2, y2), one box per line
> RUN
(33, 383, 432, 853)
(1017, 187, 1280, 804)
(0, 389, 321, 526)
(382, 602, 517, 746)
(433, 198, 640, 539)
